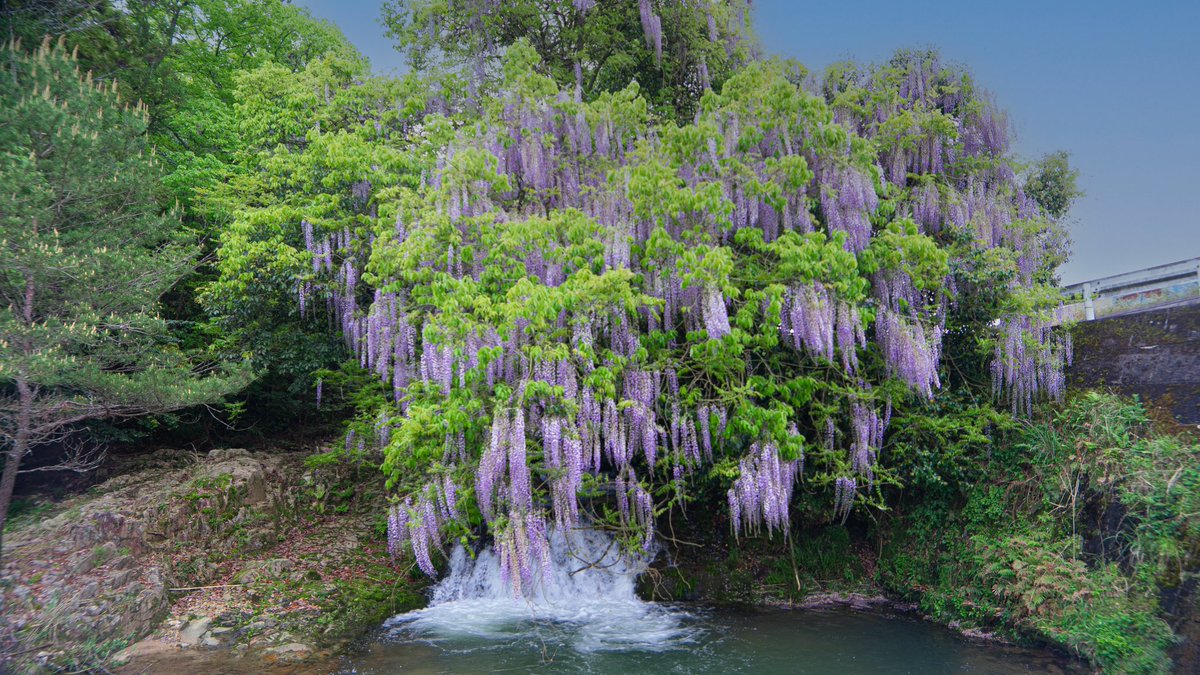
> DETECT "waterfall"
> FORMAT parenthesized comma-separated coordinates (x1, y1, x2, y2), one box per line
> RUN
(385, 527, 694, 653)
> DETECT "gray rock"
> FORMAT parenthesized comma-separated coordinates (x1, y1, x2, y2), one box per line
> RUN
(235, 557, 295, 584)
(109, 568, 137, 587)
(111, 638, 177, 666)
(239, 526, 277, 552)
(208, 448, 250, 461)
(267, 642, 310, 654)
(265, 642, 313, 662)
(71, 555, 95, 575)
(201, 636, 220, 647)
(179, 616, 212, 645)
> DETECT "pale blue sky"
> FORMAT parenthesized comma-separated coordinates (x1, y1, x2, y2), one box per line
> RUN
(297, 0, 1199, 284)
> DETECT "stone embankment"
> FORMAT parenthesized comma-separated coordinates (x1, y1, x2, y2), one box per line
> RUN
(1069, 302, 1200, 424)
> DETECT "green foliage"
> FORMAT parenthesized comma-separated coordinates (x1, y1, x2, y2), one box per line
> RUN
(879, 393, 1195, 673)
(381, 0, 754, 122)
(196, 55, 434, 432)
(885, 391, 1014, 492)
(3, 1, 370, 441)
(1025, 150, 1082, 220)
(2, 0, 364, 211)
(2, 497, 56, 533)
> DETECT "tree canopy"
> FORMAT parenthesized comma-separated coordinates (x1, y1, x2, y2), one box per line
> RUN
(1025, 150, 1082, 221)
(381, 0, 756, 121)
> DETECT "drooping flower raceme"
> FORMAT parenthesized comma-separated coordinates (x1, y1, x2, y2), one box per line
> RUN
(991, 314, 1073, 415)
(728, 442, 800, 538)
(875, 308, 942, 399)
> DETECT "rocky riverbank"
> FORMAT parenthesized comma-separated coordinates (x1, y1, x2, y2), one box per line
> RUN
(0, 446, 423, 673)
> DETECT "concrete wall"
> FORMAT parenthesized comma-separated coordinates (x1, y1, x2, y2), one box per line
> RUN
(1068, 302, 1200, 424)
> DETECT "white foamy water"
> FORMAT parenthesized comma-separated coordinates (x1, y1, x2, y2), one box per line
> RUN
(384, 527, 696, 654)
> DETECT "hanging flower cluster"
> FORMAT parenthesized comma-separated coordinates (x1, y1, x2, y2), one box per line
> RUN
(849, 400, 890, 488)
(637, 0, 663, 65)
(617, 468, 656, 550)
(991, 315, 1073, 415)
(834, 476, 857, 523)
(779, 282, 864, 372)
(727, 441, 801, 538)
(387, 474, 459, 577)
(875, 308, 942, 399)
(909, 183, 941, 233)
(495, 510, 552, 596)
(816, 163, 878, 253)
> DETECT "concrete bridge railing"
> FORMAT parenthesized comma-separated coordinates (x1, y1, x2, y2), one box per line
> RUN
(1058, 257, 1200, 323)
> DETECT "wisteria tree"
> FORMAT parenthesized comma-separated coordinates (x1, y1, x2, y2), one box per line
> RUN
(213, 5, 1074, 588)
(0, 39, 250, 557)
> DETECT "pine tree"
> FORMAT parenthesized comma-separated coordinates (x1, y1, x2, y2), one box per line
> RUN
(0, 37, 249, 557)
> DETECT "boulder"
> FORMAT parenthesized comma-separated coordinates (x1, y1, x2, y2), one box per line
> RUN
(179, 617, 212, 646)
(265, 642, 313, 663)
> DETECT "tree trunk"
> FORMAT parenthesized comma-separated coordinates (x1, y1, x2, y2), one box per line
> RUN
(0, 442, 23, 564)
(0, 379, 33, 563)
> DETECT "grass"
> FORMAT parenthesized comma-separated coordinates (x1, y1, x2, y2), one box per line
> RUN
(4, 498, 60, 533)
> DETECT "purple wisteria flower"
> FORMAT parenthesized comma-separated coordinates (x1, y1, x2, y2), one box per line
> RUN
(727, 442, 800, 538)
(834, 476, 856, 522)
(991, 314, 1072, 415)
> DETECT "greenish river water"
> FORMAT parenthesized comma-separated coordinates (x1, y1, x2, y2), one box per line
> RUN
(341, 605, 1078, 674)
(337, 529, 1079, 674)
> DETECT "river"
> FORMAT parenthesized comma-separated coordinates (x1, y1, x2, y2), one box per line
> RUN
(336, 528, 1080, 674)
